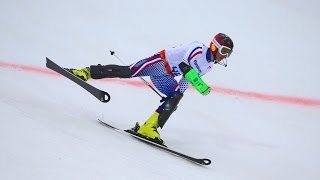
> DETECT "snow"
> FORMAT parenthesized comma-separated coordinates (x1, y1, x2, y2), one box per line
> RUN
(0, 0, 320, 179)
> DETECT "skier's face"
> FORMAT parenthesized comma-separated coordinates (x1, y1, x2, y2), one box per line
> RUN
(210, 43, 227, 62)
(212, 51, 227, 62)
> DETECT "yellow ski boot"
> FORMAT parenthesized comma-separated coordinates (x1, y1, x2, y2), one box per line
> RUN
(136, 112, 164, 145)
(67, 67, 91, 81)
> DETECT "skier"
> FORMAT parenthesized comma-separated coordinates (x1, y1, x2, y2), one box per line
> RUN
(66, 33, 234, 145)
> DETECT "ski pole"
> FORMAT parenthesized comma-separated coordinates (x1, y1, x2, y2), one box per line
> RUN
(109, 50, 165, 100)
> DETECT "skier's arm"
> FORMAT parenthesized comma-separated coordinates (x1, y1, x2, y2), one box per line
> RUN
(178, 62, 211, 96)
(177, 77, 189, 93)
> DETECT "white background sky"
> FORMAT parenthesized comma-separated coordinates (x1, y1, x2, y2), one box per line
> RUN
(0, 0, 319, 179)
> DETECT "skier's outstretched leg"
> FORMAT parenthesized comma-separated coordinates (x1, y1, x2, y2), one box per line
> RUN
(65, 64, 132, 81)
(90, 64, 132, 79)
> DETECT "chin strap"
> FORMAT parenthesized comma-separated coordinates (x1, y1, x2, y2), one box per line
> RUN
(212, 52, 228, 67)
(213, 58, 228, 67)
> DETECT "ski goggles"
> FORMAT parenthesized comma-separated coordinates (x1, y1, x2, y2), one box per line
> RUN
(210, 42, 233, 57)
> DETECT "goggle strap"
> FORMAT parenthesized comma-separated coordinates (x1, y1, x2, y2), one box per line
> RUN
(212, 38, 222, 49)
(214, 58, 228, 67)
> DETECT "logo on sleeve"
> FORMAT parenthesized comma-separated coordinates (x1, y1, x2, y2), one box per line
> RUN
(194, 60, 202, 73)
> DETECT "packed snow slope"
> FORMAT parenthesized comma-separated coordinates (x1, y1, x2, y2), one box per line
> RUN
(0, 0, 320, 180)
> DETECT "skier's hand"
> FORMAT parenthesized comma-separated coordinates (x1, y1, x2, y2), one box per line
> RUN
(178, 62, 211, 96)
(201, 86, 211, 96)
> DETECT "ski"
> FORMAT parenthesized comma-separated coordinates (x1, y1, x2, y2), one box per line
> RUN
(46, 57, 110, 103)
(98, 119, 211, 166)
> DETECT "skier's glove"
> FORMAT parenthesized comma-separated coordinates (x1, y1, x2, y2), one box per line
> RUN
(178, 62, 211, 96)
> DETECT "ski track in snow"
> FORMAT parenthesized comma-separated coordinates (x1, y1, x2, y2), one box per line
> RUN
(1, 60, 320, 107)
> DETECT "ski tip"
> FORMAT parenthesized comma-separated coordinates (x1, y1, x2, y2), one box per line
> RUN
(46, 57, 52, 62)
(201, 158, 211, 165)
(100, 92, 111, 102)
(45, 57, 51, 67)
